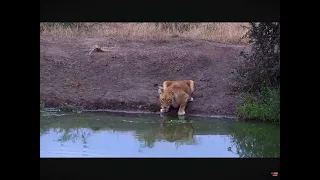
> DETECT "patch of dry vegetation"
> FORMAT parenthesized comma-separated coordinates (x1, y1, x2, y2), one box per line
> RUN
(40, 22, 250, 44)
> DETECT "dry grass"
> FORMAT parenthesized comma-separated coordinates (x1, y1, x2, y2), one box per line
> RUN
(40, 22, 251, 44)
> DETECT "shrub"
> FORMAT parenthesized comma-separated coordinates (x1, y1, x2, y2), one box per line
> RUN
(234, 22, 280, 93)
(237, 87, 280, 122)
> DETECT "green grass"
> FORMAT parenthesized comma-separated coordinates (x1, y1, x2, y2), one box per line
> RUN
(58, 103, 79, 112)
(237, 87, 280, 122)
(40, 100, 79, 113)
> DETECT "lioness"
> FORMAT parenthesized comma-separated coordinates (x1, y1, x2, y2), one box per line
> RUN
(158, 80, 195, 116)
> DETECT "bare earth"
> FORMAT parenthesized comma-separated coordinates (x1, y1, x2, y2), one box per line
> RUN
(40, 36, 247, 116)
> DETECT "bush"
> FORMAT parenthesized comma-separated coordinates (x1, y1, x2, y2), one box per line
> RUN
(232, 22, 280, 122)
(234, 22, 280, 93)
(237, 87, 280, 122)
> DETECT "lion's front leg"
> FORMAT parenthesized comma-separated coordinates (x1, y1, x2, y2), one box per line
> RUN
(178, 101, 188, 116)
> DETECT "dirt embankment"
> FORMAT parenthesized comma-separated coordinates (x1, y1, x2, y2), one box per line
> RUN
(40, 36, 247, 116)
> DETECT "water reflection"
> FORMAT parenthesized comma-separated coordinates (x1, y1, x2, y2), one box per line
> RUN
(227, 123, 280, 158)
(40, 112, 280, 157)
(135, 114, 196, 149)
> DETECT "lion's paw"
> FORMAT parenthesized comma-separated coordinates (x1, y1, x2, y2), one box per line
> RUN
(178, 111, 186, 116)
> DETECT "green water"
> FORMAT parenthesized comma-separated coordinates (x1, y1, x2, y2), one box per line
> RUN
(40, 111, 280, 158)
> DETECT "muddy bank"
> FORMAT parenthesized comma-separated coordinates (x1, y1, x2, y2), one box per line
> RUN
(40, 36, 247, 116)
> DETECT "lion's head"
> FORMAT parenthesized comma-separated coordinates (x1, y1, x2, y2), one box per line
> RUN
(158, 87, 174, 112)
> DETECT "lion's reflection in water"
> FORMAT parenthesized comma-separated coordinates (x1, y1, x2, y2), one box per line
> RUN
(156, 113, 196, 147)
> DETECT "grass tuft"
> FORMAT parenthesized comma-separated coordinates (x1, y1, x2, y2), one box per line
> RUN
(237, 87, 280, 122)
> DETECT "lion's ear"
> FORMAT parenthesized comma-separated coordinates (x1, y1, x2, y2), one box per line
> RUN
(158, 87, 164, 94)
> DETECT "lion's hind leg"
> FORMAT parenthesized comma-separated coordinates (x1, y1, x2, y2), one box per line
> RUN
(184, 80, 195, 101)
(188, 80, 195, 94)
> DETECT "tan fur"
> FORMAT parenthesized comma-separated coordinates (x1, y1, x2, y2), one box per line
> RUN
(158, 80, 195, 116)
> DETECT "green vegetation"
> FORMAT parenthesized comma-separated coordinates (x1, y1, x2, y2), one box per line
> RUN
(237, 87, 280, 122)
(58, 103, 79, 112)
(234, 22, 280, 122)
(40, 102, 78, 112)
(40, 101, 80, 117)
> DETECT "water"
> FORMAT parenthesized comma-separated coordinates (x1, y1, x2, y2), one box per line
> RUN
(40, 111, 280, 158)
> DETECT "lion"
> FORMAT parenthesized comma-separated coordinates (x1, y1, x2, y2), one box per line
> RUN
(158, 80, 195, 116)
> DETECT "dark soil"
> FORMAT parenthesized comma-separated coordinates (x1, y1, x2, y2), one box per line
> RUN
(40, 36, 248, 116)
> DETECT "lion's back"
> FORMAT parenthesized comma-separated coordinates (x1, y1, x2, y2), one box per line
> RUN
(164, 80, 192, 96)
